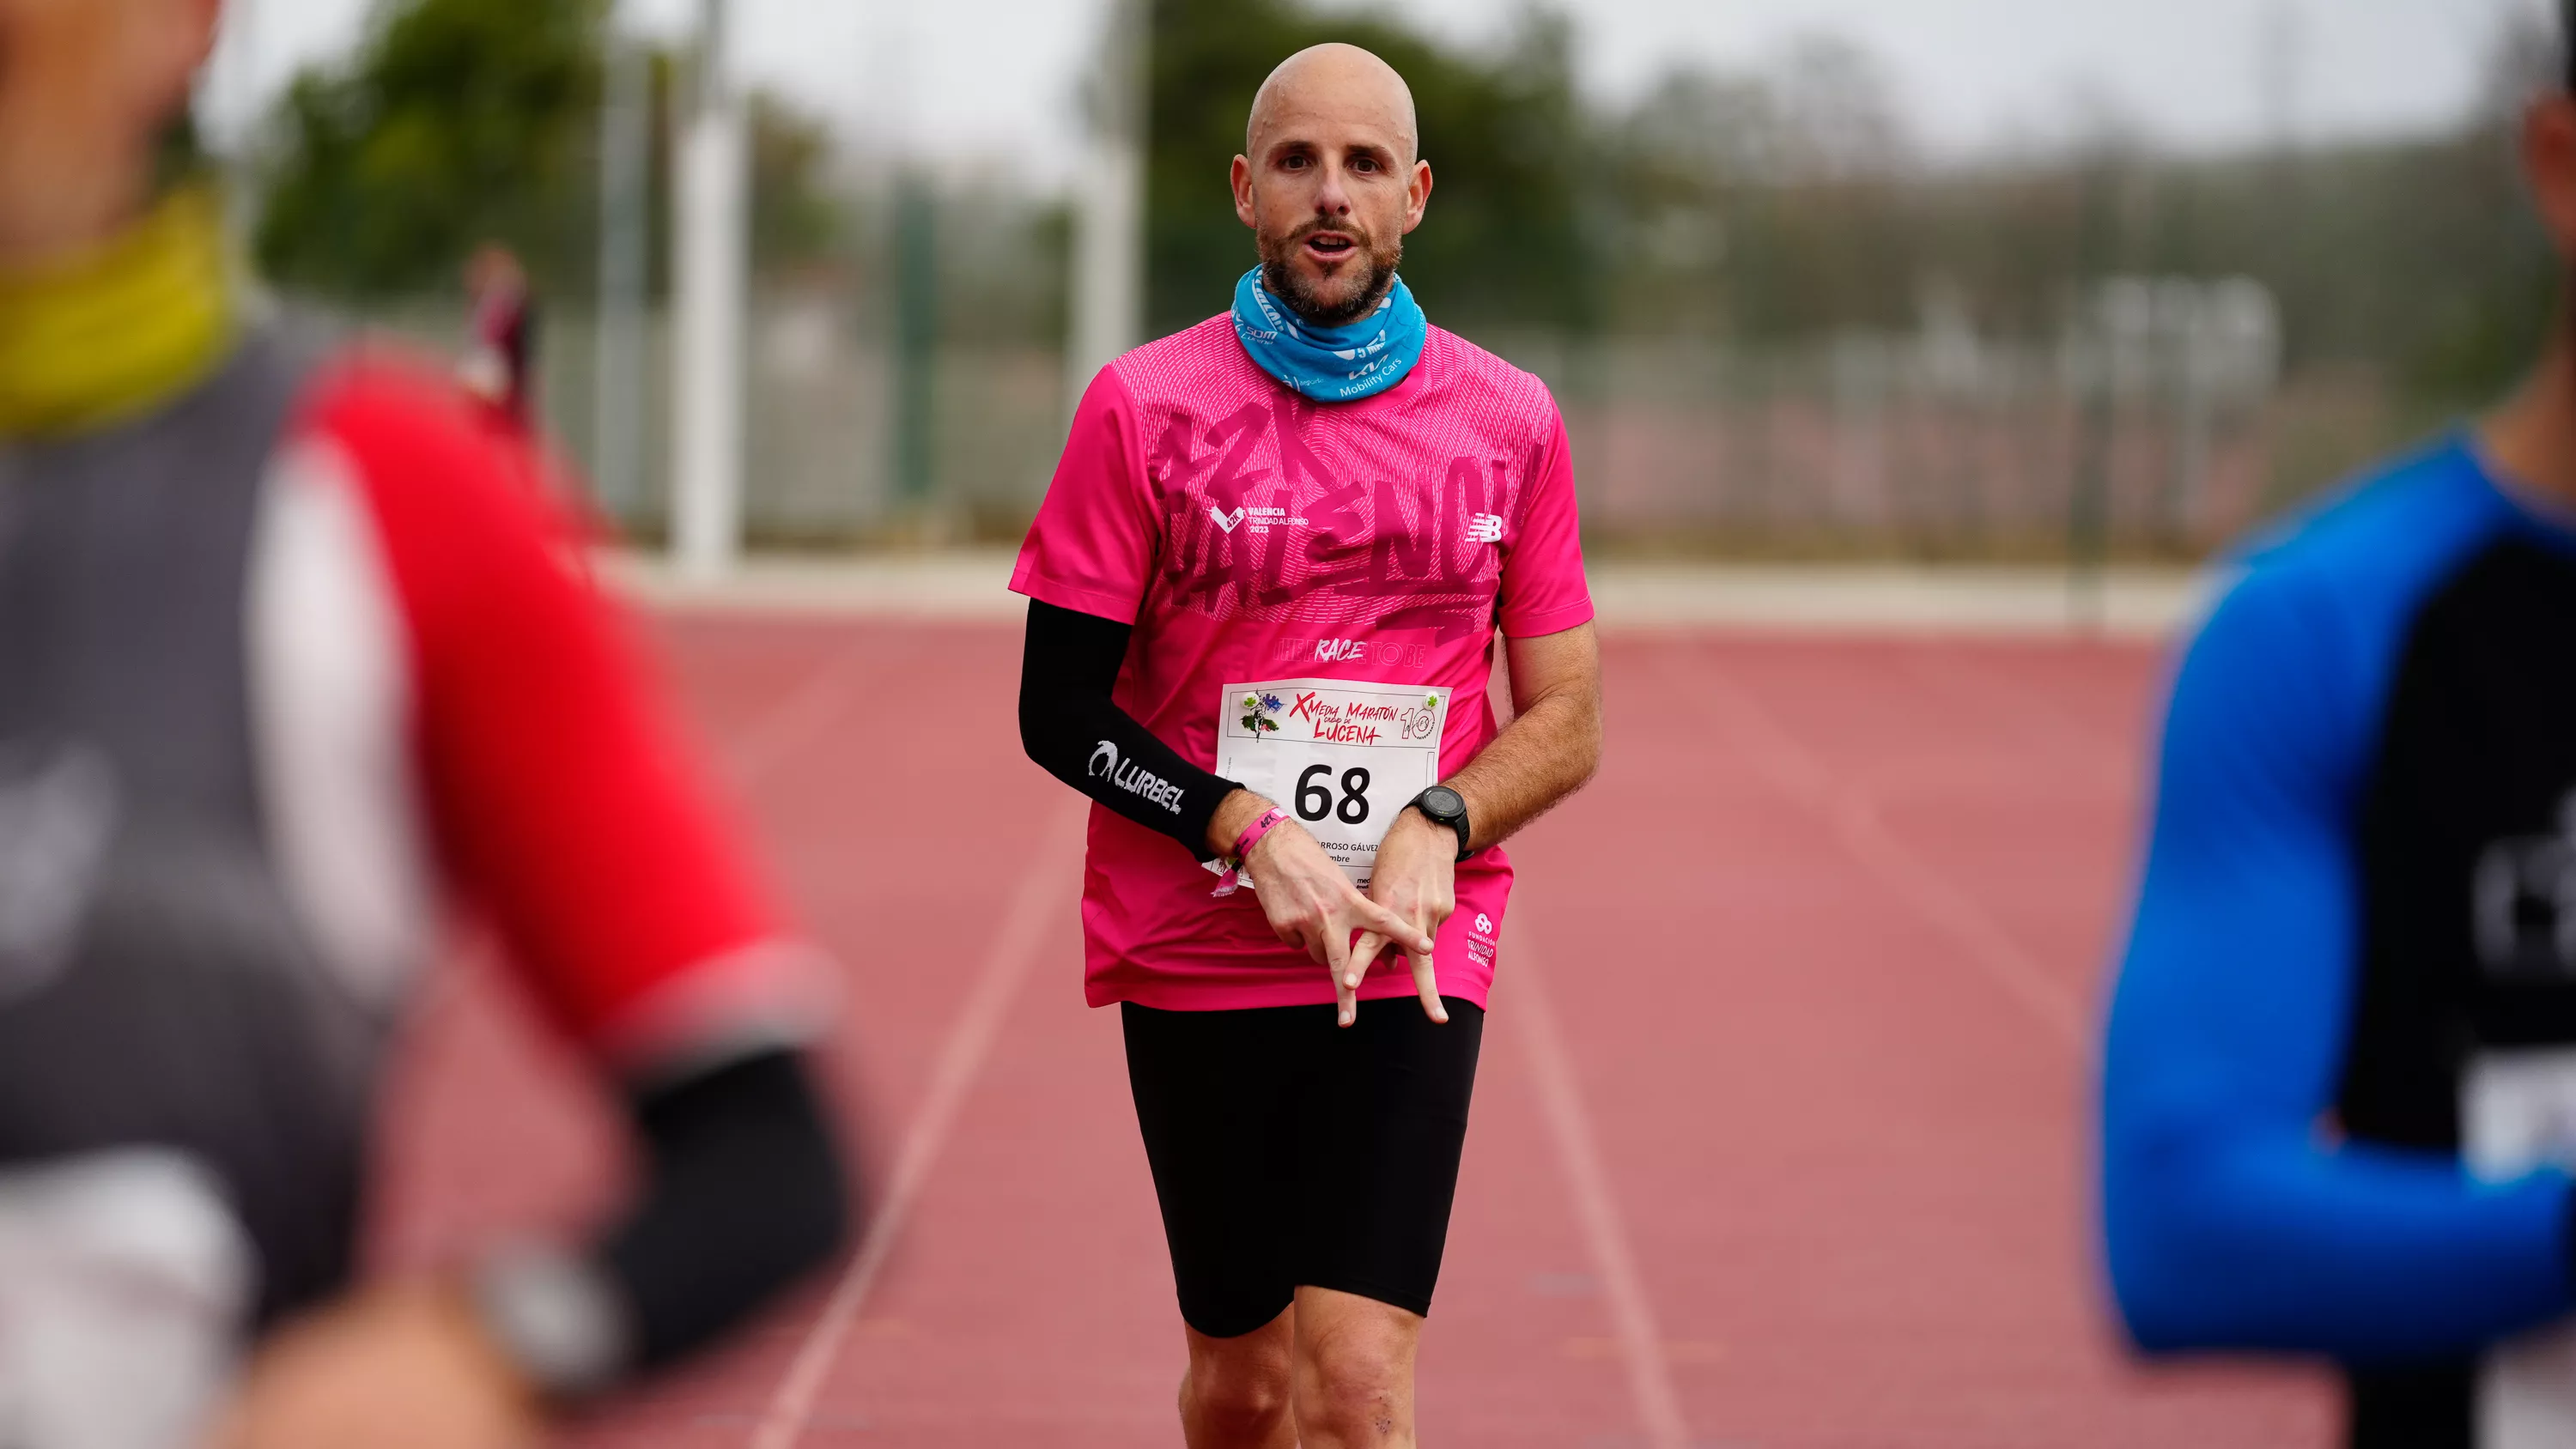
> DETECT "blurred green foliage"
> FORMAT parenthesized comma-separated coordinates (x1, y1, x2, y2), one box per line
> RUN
(254, 0, 2555, 440)
(255, 0, 601, 294)
(1153, 0, 2555, 417)
(1606, 94, 2553, 412)
(1625, 21, 2556, 413)
(253, 0, 841, 299)
(1599, 38, 1917, 341)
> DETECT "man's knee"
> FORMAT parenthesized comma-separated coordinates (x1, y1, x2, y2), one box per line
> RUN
(1188, 1362, 1291, 1429)
(1295, 1367, 1403, 1439)
(1185, 1319, 1294, 1428)
(1292, 1304, 1415, 1434)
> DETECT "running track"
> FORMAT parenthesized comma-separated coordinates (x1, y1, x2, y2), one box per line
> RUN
(365, 615, 2337, 1446)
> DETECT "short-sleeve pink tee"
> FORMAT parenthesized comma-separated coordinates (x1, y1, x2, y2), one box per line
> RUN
(1012, 316, 1593, 1011)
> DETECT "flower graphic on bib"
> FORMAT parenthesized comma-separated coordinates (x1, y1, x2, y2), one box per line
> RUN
(1239, 693, 1282, 737)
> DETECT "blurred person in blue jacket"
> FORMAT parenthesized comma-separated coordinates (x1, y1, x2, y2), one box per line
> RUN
(2101, 7, 2576, 1446)
(0, 0, 851, 1444)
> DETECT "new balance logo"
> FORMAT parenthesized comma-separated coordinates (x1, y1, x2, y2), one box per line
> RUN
(1466, 512, 1504, 544)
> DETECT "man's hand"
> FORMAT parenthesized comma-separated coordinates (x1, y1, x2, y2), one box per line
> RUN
(1241, 810, 1437, 1027)
(1347, 807, 1455, 1024)
(209, 1282, 546, 1449)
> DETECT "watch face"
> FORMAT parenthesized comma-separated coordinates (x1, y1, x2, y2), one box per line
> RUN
(1422, 785, 1464, 818)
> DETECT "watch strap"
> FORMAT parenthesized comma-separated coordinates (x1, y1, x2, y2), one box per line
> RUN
(470, 1241, 633, 1404)
(1409, 788, 1473, 862)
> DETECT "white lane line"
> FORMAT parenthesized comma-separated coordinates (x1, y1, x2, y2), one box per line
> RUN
(723, 634, 921, 791)
(744, 798, 1089, 1449)
(1898, 649, 2129, 782)
(1658, 645, 2087, 1050)
(1823, 787, 2087, 1048)
(1505, 923, 1693, 1449)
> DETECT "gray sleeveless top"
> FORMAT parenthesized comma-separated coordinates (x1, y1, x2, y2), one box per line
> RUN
(0, 327, 382, 1324)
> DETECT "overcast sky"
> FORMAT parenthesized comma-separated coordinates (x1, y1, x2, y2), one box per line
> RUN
(204, 0, 2543, 185)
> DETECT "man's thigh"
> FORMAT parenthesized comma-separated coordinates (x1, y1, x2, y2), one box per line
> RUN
(1123, 1002, 1320, 1338)
(1295, 997, 1485, 1317)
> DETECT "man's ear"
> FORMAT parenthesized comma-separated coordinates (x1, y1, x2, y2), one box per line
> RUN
(1232, 153, 1259, 230)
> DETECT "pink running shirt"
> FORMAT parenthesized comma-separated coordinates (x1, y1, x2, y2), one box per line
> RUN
(1012, 316, 1594, 1011)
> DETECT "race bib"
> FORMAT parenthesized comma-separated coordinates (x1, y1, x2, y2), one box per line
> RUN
(1216, 679, 1449, 888)
(2465, 1049, 2576, 1448)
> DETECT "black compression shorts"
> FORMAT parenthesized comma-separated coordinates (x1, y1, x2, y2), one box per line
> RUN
(1121, 997, 1485, 1338)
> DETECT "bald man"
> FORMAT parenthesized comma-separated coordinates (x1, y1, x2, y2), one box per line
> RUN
(1015, 43, 1602, 1449)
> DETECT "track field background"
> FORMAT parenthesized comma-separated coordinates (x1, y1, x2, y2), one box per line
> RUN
(364, 608, 2336, 1447)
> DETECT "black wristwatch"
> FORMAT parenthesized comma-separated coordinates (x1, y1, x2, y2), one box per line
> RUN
(1406, 785, 1473, 861)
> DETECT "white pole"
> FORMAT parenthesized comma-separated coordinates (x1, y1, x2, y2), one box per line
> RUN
(672, 0, 749, 581)
(222, 0, 259, 155)
(1066, 0, 1146, 417)
(209, 0, 260, 242)
(594, 21, 649, 520)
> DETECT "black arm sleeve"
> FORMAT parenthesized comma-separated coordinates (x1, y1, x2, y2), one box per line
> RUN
(597, 1048, 852, 1372)
(1020, 598, 1240, 858)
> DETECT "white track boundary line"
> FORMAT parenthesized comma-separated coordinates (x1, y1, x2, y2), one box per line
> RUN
(1824, 789, 2087, 1048)
(1662, 646, 2087, 1050)
(744, 799, 1088, 1449)
(1897, 650, 2127, 782)
(724, 636, 915, 790)
(1506, 923, 1692, 1449)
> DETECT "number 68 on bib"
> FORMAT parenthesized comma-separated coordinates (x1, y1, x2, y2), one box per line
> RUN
(1215, 678, 1451, 888)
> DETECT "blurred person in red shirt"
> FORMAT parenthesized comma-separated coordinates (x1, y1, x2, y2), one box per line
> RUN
(458, 244, 538, 430)
(0, 1, 851, 1445)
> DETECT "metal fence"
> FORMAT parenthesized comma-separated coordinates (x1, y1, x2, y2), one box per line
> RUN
(318, 294, 1062, 545)
(313, 278, 2400, 561)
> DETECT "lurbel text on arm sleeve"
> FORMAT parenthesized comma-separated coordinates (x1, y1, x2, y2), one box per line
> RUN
(1019, 600, 1239, 858)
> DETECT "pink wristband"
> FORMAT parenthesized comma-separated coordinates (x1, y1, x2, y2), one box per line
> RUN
(1210, 807, 1290, 899)
(1230, 806, 1290, 863)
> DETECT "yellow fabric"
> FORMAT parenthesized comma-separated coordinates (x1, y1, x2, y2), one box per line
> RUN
(0, 189, 236, 440)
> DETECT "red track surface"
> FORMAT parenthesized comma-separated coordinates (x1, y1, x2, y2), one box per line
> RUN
(366, 616, 2337, 1447)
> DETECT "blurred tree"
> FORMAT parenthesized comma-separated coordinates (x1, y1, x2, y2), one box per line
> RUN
(749, 94, 844, 273)
(2392, 9, 2555, 406)
(1145, 0, 1593, 337)
(1593, 3, 2553, 420)
(1597, 37, 1920, 341)
(254, 0, 603, 295)
(254, 0, 844, 299)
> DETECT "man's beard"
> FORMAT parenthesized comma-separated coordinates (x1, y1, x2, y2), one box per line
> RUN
(1257, 219, 1404, 329)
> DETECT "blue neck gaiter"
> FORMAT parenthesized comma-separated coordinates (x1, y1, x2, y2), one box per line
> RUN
(1230, 265, 1426, 403)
